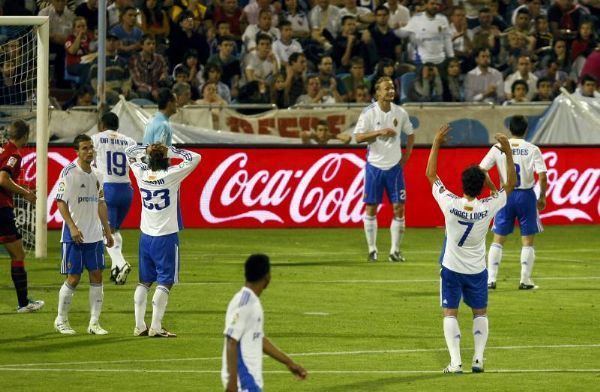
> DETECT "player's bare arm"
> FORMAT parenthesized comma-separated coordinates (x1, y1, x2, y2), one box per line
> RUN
(262, 337, 307, 380)
(225, 336, 239, 392)
(355, 128, 396, 143)
(98, 200, 114, 248)
(0, 171, 36, 203)
(56, 200, 84, 243)
(537, 171, 548, 210)
(426, 124, 451, 185)
(494, 133, 517, 194)
(400, 133, 415, 167)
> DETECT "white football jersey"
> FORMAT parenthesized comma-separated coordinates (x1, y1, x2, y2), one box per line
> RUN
(353, 101, 414, 170)
(126, 145, 201, 236)
(92, 130, 137, 184)
(55, 161, 104, 243)
(480, 138, 547, 190)
(222, 287, 265, 390)
(432, 180, 507, 274)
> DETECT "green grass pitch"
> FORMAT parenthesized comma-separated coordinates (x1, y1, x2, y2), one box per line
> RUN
(0, 226, 599, 391)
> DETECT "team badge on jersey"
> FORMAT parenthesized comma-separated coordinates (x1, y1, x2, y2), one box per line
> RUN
(58, 181, 65, 192)
(7, 156, 17, 167)
(393, 118, 398, 127)
(439, 186, 445, 194)
(464, 206, 473, 211)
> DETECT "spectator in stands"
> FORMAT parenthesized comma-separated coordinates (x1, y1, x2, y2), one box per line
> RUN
(372, 58, 400, 102)
(75, 0, 98, 31)
(296, 75, 335, 105)
(575, 74, 599, 98)
(213, 0, 243, 40)
(532, 16, 553, 59)
(545, 38, 571, 73)
(308, 0, 342, 40)
(511, 0, 545, 28)
(536, 57, 572, 95)
(236, 81, 271, 114)
(167, 11, 210, 70)
(333, 15, 378, 73)
(172, 49, 203, 100)
(39, 0, 75, 87)
(271, 74, 288, 108)
(0, 59, 27, 105)
(107, 0, 131, 29)
(208, 21, 241, 58)
(139, 0, 170, 51)
(63, 85, 94, 109)
(408, 62, 443, 102)
(504, 79, 530, 104)
(369, 6, 402, 63)
(198, 82, 227, 105)
(283, 52, 307, 107)
(465, 47, 505, 103)
(470, 7, 501, 57)
(110, 6, 143, 61)
(339, 0, 374, 31)
(172, 81, 193, 107)
(243, 9, 281, 53)
(65, 17, 96, 85)
(579, 44, 600, 82)
(496, 31, 530, 74)
(207, 35, 242, 99)
(384, 0, 410, 30)
(396, 0, 454, 66)
(273, 20, 303, 65)
(548, 0, 587, 40)
(243, 34, 280, 86)
(449, 6, 474, 72)
(300, 120, 351, 144)
(504, 55, 538, 100)
(282, 0, 310, 40)
(169, 0, 209, 32)
(89, 34, 134, 104)
(340, 56, 371, 102)
(354, 83, 372, 103)
(129, 34, 169, 102)
(442, 57, 464, 102)
(505, 8, 532, 38)
(570, 20, 596, 61)
(316, 56, 343, 100)
(242, 0, 280, 27)
(531, 77, 555, 101)
(202, 63, 231, 103)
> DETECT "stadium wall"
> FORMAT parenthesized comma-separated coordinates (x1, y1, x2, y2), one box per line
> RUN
(23, 146, 599, 229)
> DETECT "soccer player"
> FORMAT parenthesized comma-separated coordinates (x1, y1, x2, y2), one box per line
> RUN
(54, 134, 114, 335)
(354, 76, 415, 262)
(0, 120, 44, 312)
(426, 124, 517, 373)
(142, 88, 176, 146)
(91, 112, 137, 285)
(125, 143, 200, 337)
(480, 115, 548, 290)
(222, 254, 307, 391)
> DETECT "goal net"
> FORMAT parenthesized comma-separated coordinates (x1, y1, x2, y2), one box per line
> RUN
(0, 17, 50, 258)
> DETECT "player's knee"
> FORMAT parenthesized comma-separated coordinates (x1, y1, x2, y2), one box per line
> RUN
(472, 308, 487, 317)
(443, 308, 458, 317)
(89, 270, 103, 283)
(66, 275, 81, 287)
(393, 204, 405, 217)
(365, 204, 378, 216)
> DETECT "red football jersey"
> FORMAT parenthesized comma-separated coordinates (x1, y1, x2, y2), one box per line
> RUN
(0, 141, 21, 208)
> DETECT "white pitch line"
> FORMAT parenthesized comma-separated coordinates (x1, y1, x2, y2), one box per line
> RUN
(1, 343, 598, 368)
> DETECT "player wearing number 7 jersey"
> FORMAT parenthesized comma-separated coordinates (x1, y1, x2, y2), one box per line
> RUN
(92, 113, 137, 285)
(479, 115, 548, 290)
(125, 143, 201, 337)
(426, 124, 516, 374)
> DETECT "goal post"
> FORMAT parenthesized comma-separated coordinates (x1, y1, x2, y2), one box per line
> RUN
(0, 16, 49, 258)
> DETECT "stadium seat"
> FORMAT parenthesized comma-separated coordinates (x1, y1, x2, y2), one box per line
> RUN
(447, 119, 490, 146)
(400, 72, 416, 104)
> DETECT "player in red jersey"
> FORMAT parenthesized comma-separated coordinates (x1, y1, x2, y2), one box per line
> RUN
(0, 120, 44, 312)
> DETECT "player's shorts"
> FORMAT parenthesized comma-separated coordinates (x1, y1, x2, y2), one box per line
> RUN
(440, 266, 488, 309)
(0, 207, 22, 244)
(492, 188, 543, 236)
(363, 163, 406, 205)
(60, 241, 105, 275)
(103, 183, 133, 230)
(139, 233, 180, 285)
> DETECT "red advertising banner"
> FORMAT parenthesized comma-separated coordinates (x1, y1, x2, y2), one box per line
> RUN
(23, 146, 599, 229)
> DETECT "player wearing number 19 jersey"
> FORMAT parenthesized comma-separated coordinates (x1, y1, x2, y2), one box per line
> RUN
(479, 115, 548, 290)
(125, 143, 200, 337)
(91, 113, 137, 285)
(426, 124, 516, 374)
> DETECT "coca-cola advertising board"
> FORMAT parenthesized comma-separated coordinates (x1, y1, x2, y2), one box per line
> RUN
(23, 146, 599, 229)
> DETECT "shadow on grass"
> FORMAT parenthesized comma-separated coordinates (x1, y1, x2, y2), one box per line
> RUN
(325, 374, 447, 391)
(0, 334, 132, 352)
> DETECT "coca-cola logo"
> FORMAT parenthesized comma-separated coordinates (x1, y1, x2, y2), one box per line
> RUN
(540, 152, 600, 221)
(200, 153, 366, 224)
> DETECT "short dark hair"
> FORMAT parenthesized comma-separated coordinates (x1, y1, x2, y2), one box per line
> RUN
(375, 5, 389, 14)
(218, 35, 236, 45)
(8, 119, 30, 140)
(140, 33, 155, 44)
(148, 145, 169, 171)
(342, 15, 356, 26)
(511, 79, 529, 94)
(536, 76, 552, 88)
(157, 88, 175, 109)
(73, 133, 92, 150)
(461, 165, 486, 198)
(256, 33, 272, 45)
(474, 47, 490, 58)
(100, 112, 119, 130)
(279, 19, 292, 29)
(516, 8, 530, 17)
(183, 49, 199, 61)
(288, 52, 304, 65)
(121, 6, 136, 18)
(509, 114, 528, 137)
(581, 74, 597, 85)
(175, 65, 190, 77)
(245, 254, 271, 283)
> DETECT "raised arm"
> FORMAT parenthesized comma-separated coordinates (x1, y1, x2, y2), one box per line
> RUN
(425, 124, 450, 185)
(494, 133, 516, 194)
(125, 143, 147, 161)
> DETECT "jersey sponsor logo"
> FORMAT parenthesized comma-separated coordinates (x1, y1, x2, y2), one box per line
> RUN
(77, 196, 99, 203)
(7, 156, 17, 167)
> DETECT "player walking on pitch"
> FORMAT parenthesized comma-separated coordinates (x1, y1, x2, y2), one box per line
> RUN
(126, 143, 200, 337)
(480, 115, 548, 290)
(354, 76, 415, 262)
(426, 124, 516, 373)
(92, 112, 137, 285)
(55, 134, 114, 335)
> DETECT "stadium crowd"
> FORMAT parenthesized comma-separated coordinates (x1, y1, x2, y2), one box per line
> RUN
(0, 0, 599, 109)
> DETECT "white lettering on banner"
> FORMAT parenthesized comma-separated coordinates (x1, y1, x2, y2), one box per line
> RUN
(540, 152, 600, 221)
(200, 153, 366, 224)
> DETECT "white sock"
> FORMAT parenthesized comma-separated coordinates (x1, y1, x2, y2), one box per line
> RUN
(443, 316, 462, 367)
(134, 284, 149, 330)
(150, 285, 170, 331)
(107, 231, 126, 269)
(363, 215, 378, 253)
(472, 315, 489, 363)
(89, 283, 104, 325)
(57, 282, 75, 322)
(520, 246, 535, 283)
(487, 243, 503, 283)
(390, 217, 405, 254)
